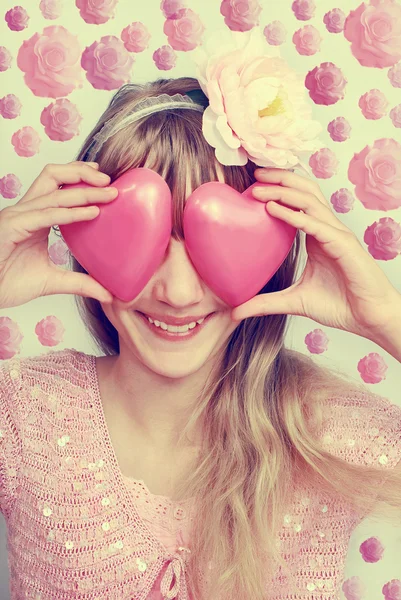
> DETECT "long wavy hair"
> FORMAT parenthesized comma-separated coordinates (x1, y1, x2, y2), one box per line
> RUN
(54, 77, 401, 600)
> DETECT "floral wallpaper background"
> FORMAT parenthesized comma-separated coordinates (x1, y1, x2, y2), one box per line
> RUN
(0, 0, 401, 598)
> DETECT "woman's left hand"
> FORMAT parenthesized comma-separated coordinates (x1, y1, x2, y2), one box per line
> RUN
(231, 167, 401, 341)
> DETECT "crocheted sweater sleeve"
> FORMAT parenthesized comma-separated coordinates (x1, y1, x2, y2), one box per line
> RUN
(0, 360, 23, 519)
(312, 388, 401, 520)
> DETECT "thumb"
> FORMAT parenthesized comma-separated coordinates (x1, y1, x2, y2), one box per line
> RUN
(45, 266, 113, 304)
(231, 286, 302, 321)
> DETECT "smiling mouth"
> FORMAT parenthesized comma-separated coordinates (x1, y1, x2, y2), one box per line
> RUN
(135, 311, 215, 340)
(141, 312, 210, 326)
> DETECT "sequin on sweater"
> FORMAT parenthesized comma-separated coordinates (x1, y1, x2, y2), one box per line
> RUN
(0, 348, 400, 600)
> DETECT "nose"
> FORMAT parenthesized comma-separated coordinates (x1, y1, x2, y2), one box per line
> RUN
(152, 238, 205, 307)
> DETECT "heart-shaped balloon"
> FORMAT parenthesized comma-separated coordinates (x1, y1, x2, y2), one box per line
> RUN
(183, 181, 298, 306)
(59, 167, 172, 302)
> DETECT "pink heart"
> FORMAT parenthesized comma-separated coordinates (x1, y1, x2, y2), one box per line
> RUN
(183, 181, 297, 306)
(60, 168, 297, 307)
(59, 168, 172, 302)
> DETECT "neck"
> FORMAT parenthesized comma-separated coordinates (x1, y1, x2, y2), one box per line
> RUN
(97, 346, 213, 451)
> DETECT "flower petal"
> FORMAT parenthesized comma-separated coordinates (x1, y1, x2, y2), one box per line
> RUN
(215, 114, 241, 149)
(206, 79, 225, 115)
(216, 143, 248, 166)
(190, 26, 323, 168)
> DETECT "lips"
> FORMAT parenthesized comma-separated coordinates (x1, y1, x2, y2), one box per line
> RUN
(136, 310, 215, 342)
(139, 311, 213, 327)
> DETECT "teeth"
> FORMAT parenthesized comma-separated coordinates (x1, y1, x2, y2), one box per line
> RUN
(146, 316, 205, 333)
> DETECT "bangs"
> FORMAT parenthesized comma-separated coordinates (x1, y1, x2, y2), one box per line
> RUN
(125, 110, 255, 240)
(135, 110, 220, 240)
(95, 100, 258, 241)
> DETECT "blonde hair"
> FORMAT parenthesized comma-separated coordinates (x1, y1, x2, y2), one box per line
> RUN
(54, 77, 401, 600)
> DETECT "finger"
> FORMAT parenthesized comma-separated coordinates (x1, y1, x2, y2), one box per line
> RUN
(2, 205, 101, 247)
(45, 265, 113, 304)
(253, 185, 352, 234)
(231, 285, 303, 321)
(20, 162, 110, 205)
(265, 201, 357, 249)
(15, 184, 118, 213)
(254, 168, 330, 209)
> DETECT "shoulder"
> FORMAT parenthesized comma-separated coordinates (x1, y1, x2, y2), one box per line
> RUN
(1, 348, 93, 394)
(0, 348, 96, 448)
(283, 348, 401, 471)
(315, 386, 401, 471)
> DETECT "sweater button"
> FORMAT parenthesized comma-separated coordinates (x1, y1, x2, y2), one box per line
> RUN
(173, 505, 186, 520)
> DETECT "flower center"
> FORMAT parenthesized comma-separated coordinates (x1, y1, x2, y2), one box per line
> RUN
(258, 88, 289, 118)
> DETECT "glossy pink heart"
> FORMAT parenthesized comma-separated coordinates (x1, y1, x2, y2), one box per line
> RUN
(183, 181, 298, 306)
(59, 167, 298, 307)
(59, 168, 172, 302)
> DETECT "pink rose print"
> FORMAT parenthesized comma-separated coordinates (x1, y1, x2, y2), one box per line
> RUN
(348, 138, 401, 211)
(11, 126, 41, 157)
(344, 0, 401, 68)
(0, 94, 22, 119)
(0, 47, 13, 72)
(309, 147, 339, 179)
(327, 117, 351, 142)
(263, 21, 287, 46)
(17, 26, 83, 98)
(163, 8, 205, 51)
(160, 0, 187, 19)
(383, 580, 401, 600)
(48, 239, 70, 266)
(359, 89, 389, 120)
(76, 0, 118, 25)
(388, 62, 401, 88)
(40, 98, 82, 142)
(359, 537, 385, 563)
(5, 6, 29, 31)
(364, 218, 401, 260)
(220, 0, 262, 32)
(389, 104, 401, 128)
(35, 315, 65, 347)
(357, 353, 388, 384)
(39, 0, 63, 20)
(323, 8, 346, 34)
(305, 62, 347, 106)
(153, 45, 177, 70)
(81, 36, 134, 91)
(121, 22, 151, 53)
(0, 174, 22, 200)
(305, 329, 329, 354)
(342, 576, 366, 600)
(292, 25, 322, 56)
(330, 188, 355, 214)
(291, 0, 316, 21)
(0, 317, 23, 360)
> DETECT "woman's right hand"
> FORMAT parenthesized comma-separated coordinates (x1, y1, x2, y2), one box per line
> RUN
(0, 161, 118, 310)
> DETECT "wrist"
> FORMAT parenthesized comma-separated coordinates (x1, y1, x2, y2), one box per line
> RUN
(365, 301, 401, 363)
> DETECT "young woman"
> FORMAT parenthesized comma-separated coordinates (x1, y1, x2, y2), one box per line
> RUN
(0, 76, 400, 600)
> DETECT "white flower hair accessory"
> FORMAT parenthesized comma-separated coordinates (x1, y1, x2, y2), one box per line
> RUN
(190, 27, 324, 175)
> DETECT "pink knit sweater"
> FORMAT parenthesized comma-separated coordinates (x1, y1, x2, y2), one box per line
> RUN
(0, 348, 400, 600)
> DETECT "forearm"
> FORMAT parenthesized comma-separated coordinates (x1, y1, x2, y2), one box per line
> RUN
(365, 315, 401, 363)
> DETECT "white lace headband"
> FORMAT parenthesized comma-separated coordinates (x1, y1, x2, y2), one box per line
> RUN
(82, 88, 297, 173)
(83, 92, 206, 163)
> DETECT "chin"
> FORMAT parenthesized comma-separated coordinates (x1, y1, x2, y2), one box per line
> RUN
(140, 353, 212, 380)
